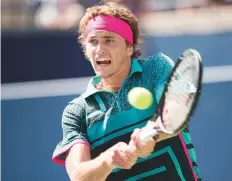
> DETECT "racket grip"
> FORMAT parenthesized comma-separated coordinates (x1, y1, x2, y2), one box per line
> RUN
(140, 128, 158, 142)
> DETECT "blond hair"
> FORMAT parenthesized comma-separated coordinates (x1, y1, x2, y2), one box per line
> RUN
(78, 2, 142, 58)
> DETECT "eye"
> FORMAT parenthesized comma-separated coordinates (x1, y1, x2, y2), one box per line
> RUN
(106, 39, 114, 43)
(89, 39, 98, 45)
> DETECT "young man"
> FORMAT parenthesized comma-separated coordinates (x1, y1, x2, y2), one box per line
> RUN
(52, 2, 201, 181)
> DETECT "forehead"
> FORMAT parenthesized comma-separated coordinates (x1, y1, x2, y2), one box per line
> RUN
(86, 30, 120, 38)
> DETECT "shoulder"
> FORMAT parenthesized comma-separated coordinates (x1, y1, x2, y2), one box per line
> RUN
(69, 95, 86, 105)
(139, 52, 174, 67)
(137, 53, 174, 76)
(63, 96, 86, 116)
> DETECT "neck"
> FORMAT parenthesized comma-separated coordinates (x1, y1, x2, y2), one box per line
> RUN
(102, 70, 128, 87)
(100, 60, 131, 92)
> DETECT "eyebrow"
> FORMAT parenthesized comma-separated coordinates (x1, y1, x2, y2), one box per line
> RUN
(102, 35, 114, 39)
(88, 35, 115, 39)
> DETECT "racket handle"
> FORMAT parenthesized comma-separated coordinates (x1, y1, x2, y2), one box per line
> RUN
(140, 128, 158, 142)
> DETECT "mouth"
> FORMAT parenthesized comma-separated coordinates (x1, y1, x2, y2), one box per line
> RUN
(96, 58, 111, 66)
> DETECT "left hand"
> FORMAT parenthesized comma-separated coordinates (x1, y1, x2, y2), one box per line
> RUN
(128, 128, 156, 158)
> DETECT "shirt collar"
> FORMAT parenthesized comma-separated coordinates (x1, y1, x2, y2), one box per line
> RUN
(82, 58, 142, 99)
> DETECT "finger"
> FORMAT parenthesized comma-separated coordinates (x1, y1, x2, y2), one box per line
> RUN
(131, 128, 143, 144)
(128, 139, 137, 150)
(139, 137, 156, 148)
(113, 149, 135, 168)
(118, 145, 136, 162)
(136, 139, 156, 158)
(113, 150, 127, 165)
(146, 120, 158, 129)
(112, 155, 126, 169)
(131, 128, 140, 142)
(124, 145, 137, 158)
(117, 142, 128, 148)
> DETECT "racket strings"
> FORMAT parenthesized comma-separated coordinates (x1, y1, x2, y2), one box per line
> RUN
(162, 62, 199, 133)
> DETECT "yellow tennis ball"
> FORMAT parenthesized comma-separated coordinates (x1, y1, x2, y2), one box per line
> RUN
(128, 87, 153, 110)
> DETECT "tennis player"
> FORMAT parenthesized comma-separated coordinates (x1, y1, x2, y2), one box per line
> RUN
(52, 2, 201, 181)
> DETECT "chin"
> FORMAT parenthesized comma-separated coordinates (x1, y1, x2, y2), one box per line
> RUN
(96, 72, 113, 78)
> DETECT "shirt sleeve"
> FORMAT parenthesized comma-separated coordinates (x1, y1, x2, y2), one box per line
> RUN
(52, 97, 89, 165)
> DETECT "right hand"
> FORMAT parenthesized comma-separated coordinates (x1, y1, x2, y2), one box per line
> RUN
(101, 142, 138, 169)
(129, 128, 156, 158)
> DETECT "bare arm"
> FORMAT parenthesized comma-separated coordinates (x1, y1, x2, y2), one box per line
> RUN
(65, 144, 113, 181)
(66, 142, 138, 181)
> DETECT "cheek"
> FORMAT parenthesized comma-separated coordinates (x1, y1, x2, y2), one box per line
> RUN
(111, 44, 126, 56)
(85, 46, 95, 58)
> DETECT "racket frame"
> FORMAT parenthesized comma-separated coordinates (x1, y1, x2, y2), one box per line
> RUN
(150, 49, 203, 135)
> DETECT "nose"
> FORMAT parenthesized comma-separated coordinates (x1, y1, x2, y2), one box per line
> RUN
(95, 42, 106, 54)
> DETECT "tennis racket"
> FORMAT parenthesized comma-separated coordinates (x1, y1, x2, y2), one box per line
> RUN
(140, 49, 203, 142)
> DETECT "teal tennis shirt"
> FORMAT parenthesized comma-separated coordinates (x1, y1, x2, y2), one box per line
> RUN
(53, 53, 201, 181)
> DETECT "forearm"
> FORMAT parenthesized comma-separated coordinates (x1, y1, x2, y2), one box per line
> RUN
(69, 153, 113, 181)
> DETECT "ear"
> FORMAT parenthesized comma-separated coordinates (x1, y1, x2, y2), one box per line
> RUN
(127, 44, 133, 57)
